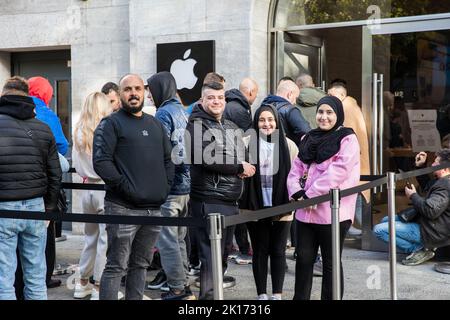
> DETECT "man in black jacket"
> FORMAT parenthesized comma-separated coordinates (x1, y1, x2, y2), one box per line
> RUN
(373, 149, 450, 265)
(186, 81, 255, 300)
(223, 78, 258, 132)
(0, 76, 61, 300)
(93, 74, 174, 300)
(223, 78, 259, 265)
(261, 79, 310, 146)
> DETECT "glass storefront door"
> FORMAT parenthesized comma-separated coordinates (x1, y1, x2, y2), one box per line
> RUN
(362, 17, 450, 250)
(274, 14, 450, 250)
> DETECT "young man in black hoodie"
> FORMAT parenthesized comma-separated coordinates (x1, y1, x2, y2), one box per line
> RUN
(0, 76, 61, 300)
(185, 81, 256, 300)
(93, 74, 174, 300)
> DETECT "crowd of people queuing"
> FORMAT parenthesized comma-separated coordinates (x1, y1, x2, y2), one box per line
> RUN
(0, 69, 448, 301)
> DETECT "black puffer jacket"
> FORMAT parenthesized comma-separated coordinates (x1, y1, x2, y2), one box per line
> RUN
(411, 175, 450, 249)
(186, 104, 245, 204)
(223, 89, 252, 131)
(0, 95, 61, 210)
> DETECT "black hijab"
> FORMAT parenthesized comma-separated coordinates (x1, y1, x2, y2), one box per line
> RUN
(240, 104, 291, 212)
(298, 95, 354, 164)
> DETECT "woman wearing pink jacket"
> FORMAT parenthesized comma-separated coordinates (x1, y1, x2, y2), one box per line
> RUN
(287, 95, 360, 300)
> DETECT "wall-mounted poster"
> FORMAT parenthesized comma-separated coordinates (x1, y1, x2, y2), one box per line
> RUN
(407, 109, 441, 152)
(157, 40, 215, 106)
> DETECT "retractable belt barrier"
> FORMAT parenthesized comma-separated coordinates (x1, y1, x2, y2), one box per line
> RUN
(224, 161, 450, 228)
(2, 163, 450, 301)
(0, 163, 448, 229)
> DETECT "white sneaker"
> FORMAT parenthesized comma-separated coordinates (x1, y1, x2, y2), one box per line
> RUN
(90, 287, 99, 300)
(74, 281, 93, 299)
(271, 294, 282, 300)
(118, 291, 124, 300)
(257, 294, 268, 300)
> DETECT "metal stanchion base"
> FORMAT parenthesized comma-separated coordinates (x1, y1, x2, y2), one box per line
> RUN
(194, 276, 236, 289)
(434, 262, 450, 274)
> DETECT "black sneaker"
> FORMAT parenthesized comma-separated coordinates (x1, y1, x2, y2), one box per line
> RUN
(160, 281, 170, 292)
(187, 263, 201, 276)
(161, 288, 197, 300)
(147, 270, 167, 290)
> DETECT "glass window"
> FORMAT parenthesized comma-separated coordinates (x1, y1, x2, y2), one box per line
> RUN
(273, 0, 450, 28)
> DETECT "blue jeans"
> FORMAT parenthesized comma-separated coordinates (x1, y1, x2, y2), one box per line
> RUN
(0, 197, 47, 300)
(156, 194, 189, 291)
(373, 215, 423, 253)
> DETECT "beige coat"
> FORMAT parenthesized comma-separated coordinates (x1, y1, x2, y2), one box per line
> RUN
(242, 136, 298, 221)
(342, 96, 371, 203)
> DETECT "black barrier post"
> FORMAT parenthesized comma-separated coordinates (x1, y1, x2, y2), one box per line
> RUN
(387, 172, 398, 300)
(208, 213, 224, 300)
(330, 188, 341, 300)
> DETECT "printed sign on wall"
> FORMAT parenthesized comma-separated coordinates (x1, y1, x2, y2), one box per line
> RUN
(157, 40, 215, 106)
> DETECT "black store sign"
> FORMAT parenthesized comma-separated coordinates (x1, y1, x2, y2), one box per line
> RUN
(157, 40, 215, 106)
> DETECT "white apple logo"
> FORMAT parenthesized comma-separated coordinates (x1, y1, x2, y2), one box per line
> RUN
(170, 49, 198, 90)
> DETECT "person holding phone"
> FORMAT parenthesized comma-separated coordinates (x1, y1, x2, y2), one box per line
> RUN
(373, 149, 450, 266)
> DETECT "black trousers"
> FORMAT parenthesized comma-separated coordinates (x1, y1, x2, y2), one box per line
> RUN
(14, 221, 56, 299)
(234, 223, 251, 254)
(294, 219, 351, 300)
(247, 219, 290, 295)
(190, 199, 238, 300)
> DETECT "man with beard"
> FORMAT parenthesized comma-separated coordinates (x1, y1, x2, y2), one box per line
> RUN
(93, 74, 174, 300)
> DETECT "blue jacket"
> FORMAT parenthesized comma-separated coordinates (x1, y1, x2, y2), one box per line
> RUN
(155, 98, 190, 195)
(33, 97, 69, 156)
(261, 95, 311, 146)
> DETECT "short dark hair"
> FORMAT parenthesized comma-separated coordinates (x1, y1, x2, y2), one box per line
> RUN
(2, 76, 29, 95)
(279, 76, 294, 84)
(203, 72, 225, 85)
(201, 81, 224, 93)
(436, 149, 450, 162)
(329, 78, 347, 89)
(101, 82, 119, 95)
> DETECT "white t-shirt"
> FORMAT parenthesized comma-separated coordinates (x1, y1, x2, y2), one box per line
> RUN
(259, 138, 275, 207)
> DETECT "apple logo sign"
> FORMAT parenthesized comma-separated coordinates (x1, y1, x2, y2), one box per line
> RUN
(170, 49, 198, 90)
(157, 40, 215, 105)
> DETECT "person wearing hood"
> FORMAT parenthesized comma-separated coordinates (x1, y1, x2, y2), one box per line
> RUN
(185, 81, 256, 300)
(261, 79, 310, 146)
(28, 76, 69, 289)
(295, 74, 326, 130)
(287, 96, 360, 300)
(28, 76, 69, 156)
(0, 76, 62, 300)
(145, 71, 194, 300)
(223, 78, 258, 132)
(240, 104, 298, 300)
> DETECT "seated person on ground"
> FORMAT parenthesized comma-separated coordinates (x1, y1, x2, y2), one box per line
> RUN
(373, 149, 450, 266)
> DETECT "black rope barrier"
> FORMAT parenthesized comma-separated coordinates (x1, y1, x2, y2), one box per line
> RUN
(2, 163, 448, 228)
(225, 162, 450, 227)
(0, 209, 205, 227)
(61, 182, 105, 190)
